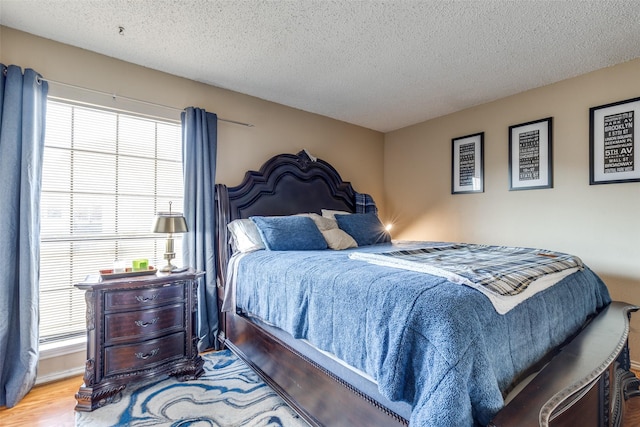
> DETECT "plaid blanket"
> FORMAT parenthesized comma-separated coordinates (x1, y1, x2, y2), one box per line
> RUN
(354, 192, 378, 214)
(350, 243, 584, 313)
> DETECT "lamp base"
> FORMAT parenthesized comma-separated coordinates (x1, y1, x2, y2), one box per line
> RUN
(161, 246, 177, 272)
(160, 262, 177, 273)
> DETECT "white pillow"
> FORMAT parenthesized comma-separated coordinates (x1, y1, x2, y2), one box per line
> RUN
(321, 209, 351, 220)
(227, 219, 265, 253)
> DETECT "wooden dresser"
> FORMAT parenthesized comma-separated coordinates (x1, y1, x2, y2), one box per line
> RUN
(74, 269, 205, 411)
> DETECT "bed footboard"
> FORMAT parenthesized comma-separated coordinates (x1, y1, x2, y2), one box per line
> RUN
(490, 301, 639, 427)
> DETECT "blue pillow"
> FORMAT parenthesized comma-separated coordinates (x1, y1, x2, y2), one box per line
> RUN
(335, 213, 391, 246)
(250, 216, 328, 251)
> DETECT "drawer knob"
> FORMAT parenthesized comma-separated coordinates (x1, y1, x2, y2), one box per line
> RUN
(135, 317, 159, 328)
(135, 293, 159, 303)
(135, 348, 160, 360)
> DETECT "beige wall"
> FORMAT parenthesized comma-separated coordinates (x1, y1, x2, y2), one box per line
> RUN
(0, 26, 384, 382)
(0, 26, 384, 196)
(385, 58, 640, 360)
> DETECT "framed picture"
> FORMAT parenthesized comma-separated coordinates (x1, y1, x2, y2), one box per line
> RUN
(589, 96, 640, 185)
(508, 117, 553, 190)
(452, 132, 484, 194)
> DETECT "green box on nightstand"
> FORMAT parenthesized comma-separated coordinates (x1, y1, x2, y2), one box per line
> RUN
(132, 258, 149, 271)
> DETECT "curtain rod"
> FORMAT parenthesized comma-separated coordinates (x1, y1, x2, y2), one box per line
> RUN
(37, 77, 254, 127)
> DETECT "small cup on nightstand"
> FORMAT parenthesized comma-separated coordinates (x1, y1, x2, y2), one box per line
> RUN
(113, 259, 126, 273)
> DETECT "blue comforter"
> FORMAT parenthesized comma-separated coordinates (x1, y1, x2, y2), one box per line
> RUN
(233, 242, 611, 426)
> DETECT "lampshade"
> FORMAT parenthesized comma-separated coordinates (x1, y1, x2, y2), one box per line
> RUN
(153, 213, 188, 234)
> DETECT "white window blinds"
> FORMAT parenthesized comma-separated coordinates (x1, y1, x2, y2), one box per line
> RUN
(40, 100, 184, 344)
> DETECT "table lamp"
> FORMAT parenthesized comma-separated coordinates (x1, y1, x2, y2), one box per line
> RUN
(153, 201, 188, 272)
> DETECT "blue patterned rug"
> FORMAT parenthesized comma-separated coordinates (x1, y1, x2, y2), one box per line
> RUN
(75, 349, 310, 426)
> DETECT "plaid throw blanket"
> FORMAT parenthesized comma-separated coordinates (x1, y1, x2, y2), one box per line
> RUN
(354, 192, 378, 214)
(350, 244, 583, 313)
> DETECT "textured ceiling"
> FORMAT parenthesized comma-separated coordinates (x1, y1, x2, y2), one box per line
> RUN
(2, 1, 640, 132)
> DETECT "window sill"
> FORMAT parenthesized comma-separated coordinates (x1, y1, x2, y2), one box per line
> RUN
(39, 336, 86, 360)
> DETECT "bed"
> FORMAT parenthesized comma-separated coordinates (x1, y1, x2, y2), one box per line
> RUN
(214, 150, 640, 426)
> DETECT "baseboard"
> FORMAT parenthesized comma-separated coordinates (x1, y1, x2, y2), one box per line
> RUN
(35, 366, 85, 386)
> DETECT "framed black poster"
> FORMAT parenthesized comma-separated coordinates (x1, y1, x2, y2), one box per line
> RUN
(508, 117, 553, 190)
(589, 96, 640, 185)
(452, 132, 484, 194)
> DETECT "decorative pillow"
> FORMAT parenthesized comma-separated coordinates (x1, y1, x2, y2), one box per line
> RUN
(251, 216, 328, 251)
(227, 219, 265, 253)
(298, 212, 338, 231)
(335, 213, 391, 246)
(321, 228, 358, 250)
(297, 213, 357, 249)
(321, 209, 351, 220)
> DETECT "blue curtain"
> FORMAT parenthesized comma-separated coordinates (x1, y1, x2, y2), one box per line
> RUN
(181, 107, 219, 351)
(0, 65, 48, 407)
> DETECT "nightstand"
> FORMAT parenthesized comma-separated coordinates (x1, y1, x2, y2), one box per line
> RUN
(74, 269, 205, 411)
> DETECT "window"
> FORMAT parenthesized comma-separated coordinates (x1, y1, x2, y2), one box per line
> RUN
(39, 100, 184, 345)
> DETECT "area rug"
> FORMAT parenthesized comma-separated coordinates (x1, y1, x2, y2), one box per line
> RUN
(75, 349, 310, 426)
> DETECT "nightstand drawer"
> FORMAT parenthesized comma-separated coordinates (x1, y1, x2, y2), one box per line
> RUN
(103, 332, 185, 376)
(105, 283, 184, 310)
(104, 303, 184, 344)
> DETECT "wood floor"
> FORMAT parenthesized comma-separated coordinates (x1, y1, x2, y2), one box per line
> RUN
(0, 375, 81, 427)
(1, 374, 640, 426)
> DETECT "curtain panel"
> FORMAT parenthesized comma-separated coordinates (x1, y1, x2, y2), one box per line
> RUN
(0, 65, 48, 407)
(181, 107, 219, 351)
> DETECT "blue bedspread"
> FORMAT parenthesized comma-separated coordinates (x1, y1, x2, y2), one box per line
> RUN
(233, 242, 611, 426)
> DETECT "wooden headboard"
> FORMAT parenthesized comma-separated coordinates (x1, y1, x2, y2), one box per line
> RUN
(214, 150, 357, 287)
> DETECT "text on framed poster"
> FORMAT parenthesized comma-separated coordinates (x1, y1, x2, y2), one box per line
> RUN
(590, 97, 640, 184)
